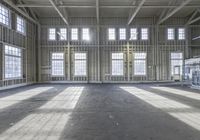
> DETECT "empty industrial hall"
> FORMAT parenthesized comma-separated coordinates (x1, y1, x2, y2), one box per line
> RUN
(0, 0, 200, 140)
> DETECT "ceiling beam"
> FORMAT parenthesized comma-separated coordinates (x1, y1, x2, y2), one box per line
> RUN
(188, 16, 200, 25)
(49, 0, 69, 25)
(16, 4, 200, 9)
(158, 0, 193, 24)
(128, 0, 146, 25)
(96, 0, 99, 24)
(2, 0, 38, 24)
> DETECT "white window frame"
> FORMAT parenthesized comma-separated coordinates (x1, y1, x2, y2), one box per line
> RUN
(178, 28, 185, 40)
(134, 52, 147, 76)
(59, 28, 67, 41)
(119, 28, 126, 40)
(0, 4, 10, 27)
(51, 52, 65, 77)
(16, 15, 26, 35)
(71, 28, 78, 41)
(170, 52, 183, 76)
(4, 45, 22, 79)
(111, 52, 124, 76)
(167, 28, 175, 40)
(141, 28, 149, 40)
(82, 28, 90, 41)
(130, 28, 138, 40)
(48, 28, 56, 41)
(74, 52, 87, 76)
(108, 28, 116, 41)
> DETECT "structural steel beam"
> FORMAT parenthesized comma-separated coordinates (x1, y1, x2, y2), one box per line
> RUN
(128, 0, 146, 25)
(16, 4, 200, 9)
(158, 0, 193, 24)
(49, 0, 69, 25)
(188, 16, 200, 25)
(96, 0, 99, 24)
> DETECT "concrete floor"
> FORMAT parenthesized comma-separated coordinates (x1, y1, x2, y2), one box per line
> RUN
(0, 84, 200, 140)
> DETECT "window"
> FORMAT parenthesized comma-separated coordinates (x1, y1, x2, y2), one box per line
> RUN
(4, 45, 22, 79)
(130, 28, 137, 40)
(0, 4, 10, 26)
(108, 28, 116, 40)
(51, 53, 64, 76)
(71, 28, 78, 40)
(59, 28, 67, 40)
(74, 53, 87, 76)
(170, 52, 183, 76)
(141, 28, 148, 40)
(48, 28, 56, 40)
(82, 28, 90, 41)
(112, 53, 123, 76)
(178, 28, 185, 40)
(119, 28, 126, 40)
(16, 16, 26, 34)
(134, 52, 147, 75)
(167, 28, 175, 40)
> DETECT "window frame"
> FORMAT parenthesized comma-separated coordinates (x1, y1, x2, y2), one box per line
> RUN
(130, 28, 138, 40)
(0, 4, 11, 27)
(16, 15, 26, 35)
(111, 52, 124, 76)
(108, 28, 116, 41)
(167, 28, 175, 40)
(178, 28, 185, 40)
(141, 28, 149, 40)
(59, 28, 67, 41)
(82, 28, 90, 41)
(74, 52, 87, 77)
(133, 52, 147, 76)
(71, 28, 79, 41)
(4, 44, 23, 80)
(119, 28, 126, 40)
(170, 52, 183, 76)
(51, 52, 65, 77)
(48, 28, 56, 41)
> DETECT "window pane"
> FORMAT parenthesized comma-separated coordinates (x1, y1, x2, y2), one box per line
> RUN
(0, 4, 9, 26)
(49, 28, 56, 40)
(4, 45, 22, 79)
(170, 52, 183, 75)
(108, 28, 115, 40)
(17, 16, 25, 34)
(119, 28, 126, 40)
(60, 28, 67, 40)
(178, 28, 185, 40)
(134, 52, 147, 75)
(130, 28, 137, 40)
(74, 53, 87, 76)
(141, 28, 148, 40)
(71, 28, 78, 40)
(82, 28, 90, 41)
(112, 53, 123, 76)
(51, 53, 64, 76)
(167, 28, 175, 40)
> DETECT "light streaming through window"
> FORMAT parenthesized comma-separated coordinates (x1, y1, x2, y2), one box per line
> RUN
(112, 53, 124, 76)
(134, 52, 147, 75)
(51, 53, 64, 76)
(74, 53, 87, 76)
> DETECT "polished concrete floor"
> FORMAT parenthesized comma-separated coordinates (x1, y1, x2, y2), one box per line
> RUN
(0, 84, 200, 140)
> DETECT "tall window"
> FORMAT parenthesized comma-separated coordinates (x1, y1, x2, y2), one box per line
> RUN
(141, 28, 148, 40)
(108, 28, 116, 40)
(48, 28, 56, 40)
(167, 28, 175, 40)
(71, 28, 78, 40)
(178, 28, 185, 40)
(0, 4, 10, 26)
(130, 28, 137, 40)
(74, 53, 87, 76)
(4, 45, 22, 79)
(119, 28, 126, 40)
(112, 53, 123, 76)
(59, 28, 67, 40)
(82, 28, 90, 41)
(51, 53, 64, 76)
(16, 16, 26, 34)
(134, 52, 147, 75)
(170, 52, 183, 76)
